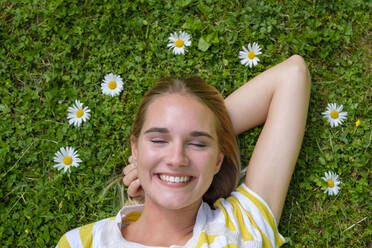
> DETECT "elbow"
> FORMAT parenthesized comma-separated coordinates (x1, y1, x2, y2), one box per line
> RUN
(289, 55, 311, 80)
(287, 55, 311, 92)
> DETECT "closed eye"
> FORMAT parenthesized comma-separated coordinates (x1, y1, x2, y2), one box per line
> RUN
(151, 139, 167, 144)
(189, 143, 206, 148)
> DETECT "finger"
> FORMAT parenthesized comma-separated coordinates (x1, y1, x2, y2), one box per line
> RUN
(128, 155, 135, 164)
(127, 179, 143, 198)
(123, 163, 136, 176)
(123, 169, 138, 186)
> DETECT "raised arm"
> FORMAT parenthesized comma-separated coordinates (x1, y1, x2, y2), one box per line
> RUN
(225, 55, 311, 223)
(123, 55, 310, 221)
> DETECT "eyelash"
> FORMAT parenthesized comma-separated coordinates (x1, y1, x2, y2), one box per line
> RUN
(151, 140, 167, 144)
(190, 143, 206, 148)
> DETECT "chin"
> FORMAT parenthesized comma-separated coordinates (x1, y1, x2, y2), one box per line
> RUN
(146, 193, 202, 211)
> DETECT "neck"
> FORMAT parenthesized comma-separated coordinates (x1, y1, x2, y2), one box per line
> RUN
(122, 198, 201, 247)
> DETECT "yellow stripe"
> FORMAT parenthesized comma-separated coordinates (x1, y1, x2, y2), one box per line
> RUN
(236, 186, 284, 247)
(57, 234, 71, 248)
(79, 222, 95, 248)
(222, 244, 239, 248)
(195, 232, 217, 248)
(242, 208, 273, 248)
(123, 211, 141, 223)
(236, 187, 276, 228)
(214, 199, 236, 231)
(226, 196, 254, 241)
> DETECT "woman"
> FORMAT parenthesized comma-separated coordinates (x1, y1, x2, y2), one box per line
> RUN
(57, 55, 311, 247)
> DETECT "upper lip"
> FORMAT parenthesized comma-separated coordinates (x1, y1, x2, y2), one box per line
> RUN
(155, 172, 194, 177)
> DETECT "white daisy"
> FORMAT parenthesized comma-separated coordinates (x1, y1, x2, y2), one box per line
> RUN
(53, 147, 82, 173)
(67, 100, 91, 127)
(167, 31, 191, 55)
(239, 42, 262, 68)
(322, 103, 348, 127)
(322, 171, 341, 195)
(101, 73, 124, 97)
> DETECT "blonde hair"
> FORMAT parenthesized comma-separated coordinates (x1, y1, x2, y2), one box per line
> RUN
(131, 76, 240, 206)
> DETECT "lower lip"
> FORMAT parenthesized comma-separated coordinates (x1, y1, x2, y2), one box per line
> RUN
(155, 174, 194, 188)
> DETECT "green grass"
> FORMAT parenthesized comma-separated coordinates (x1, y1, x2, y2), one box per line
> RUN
(1, 0, 370, 247)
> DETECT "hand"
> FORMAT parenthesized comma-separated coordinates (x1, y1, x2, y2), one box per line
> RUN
(123, 156, 143, 198)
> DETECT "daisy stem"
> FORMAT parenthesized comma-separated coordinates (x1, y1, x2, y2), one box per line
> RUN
(67, 173, 75, 187)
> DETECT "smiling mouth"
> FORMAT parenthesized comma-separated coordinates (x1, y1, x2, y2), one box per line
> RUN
(158, 174, 193, 183)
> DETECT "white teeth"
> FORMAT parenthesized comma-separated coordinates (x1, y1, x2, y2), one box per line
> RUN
(159, 175, 191, 183)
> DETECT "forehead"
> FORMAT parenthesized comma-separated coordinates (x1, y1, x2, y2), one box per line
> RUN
(142, 93, 217, 135)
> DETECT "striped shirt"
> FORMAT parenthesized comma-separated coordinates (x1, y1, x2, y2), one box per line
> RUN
(56, 183, 285, 248)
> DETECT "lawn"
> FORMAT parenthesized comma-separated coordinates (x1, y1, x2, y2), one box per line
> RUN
(0, 0, 370, 247)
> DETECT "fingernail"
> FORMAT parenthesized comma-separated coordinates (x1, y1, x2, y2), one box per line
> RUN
(136, 178, 141, 184)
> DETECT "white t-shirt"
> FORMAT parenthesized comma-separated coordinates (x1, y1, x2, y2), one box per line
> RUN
(56, 183, 285, 248)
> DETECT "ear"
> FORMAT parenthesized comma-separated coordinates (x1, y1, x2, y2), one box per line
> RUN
(130, 135, 138, 160)
(214, 152, 224, 175)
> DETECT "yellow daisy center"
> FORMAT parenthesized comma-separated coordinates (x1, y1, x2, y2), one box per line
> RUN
(76, 109, 84, 118)
(175, 39, 184, 48)
(108, 81, 117, 90)
(330, 110, 339, 119)
(248, 51, 256, 59)
(327, 179, 334, 188)
(63, 156, 73, 165)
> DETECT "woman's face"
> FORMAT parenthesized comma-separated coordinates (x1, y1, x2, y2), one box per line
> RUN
(131, 93, 224, 210)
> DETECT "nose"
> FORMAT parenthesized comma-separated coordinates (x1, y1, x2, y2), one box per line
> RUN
(166, 141, 189, 167)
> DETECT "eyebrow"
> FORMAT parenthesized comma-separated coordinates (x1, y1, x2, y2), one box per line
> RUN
(144, 128, 214, 140)
(144, 127, 169, 134)
(190, 131, 214, 140)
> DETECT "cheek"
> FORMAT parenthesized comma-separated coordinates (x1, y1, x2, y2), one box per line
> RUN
(191, 151, 219, 171)
(136, 142, 163, 173)
(138, 142, 163, 160)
